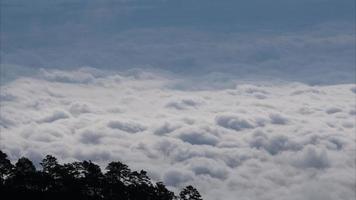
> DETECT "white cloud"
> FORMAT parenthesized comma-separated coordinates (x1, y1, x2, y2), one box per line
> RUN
(175, 127, 220, 146)
(0, 68, 355, 200)
(37, 110, 70, 123)
(163, 169, 194, 187)
(166, 98, 203, 110)
(269, 113, 289, 125)
(215, 114, 263, 131)
(108, 120, 147, 133)
(290, 145, 330, 169)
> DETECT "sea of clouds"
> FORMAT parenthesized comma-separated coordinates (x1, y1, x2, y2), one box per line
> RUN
(0, 68, 355, 200)
(1, 1, 355, 199)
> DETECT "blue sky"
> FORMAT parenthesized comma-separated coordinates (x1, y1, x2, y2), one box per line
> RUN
(0, 0, 355, 83)
(2, 0, 354, 31)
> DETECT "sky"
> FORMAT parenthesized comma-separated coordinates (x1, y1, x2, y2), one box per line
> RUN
(1, 0, 355, 84)
(0, 1, 355, 200)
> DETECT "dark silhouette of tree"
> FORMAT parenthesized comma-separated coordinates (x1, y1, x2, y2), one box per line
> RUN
(105, 161, 131, 184)
(179, 185, 203, 200)
(11, 157, 37, 189)
(41, 155, 59, 175)
(14, 157, 36, 174)
(40, 155, 62, 192)
(0, 150, 204, 200)
(103, 161, 129, 200)
(0, 151, 13, 185)
(80, 160, 105, 199)
(155, 182, 175, 200)
(128, 170, 156, 200)
(5, 156, 48, 199)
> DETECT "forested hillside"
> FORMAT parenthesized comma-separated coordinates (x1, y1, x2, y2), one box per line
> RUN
(0, 150, 202, 200)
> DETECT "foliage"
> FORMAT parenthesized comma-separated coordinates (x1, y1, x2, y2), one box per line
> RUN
(0, 150, 203, 200)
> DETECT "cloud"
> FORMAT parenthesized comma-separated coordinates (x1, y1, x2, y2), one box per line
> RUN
(163, 169, 194, 187)
(269, 113, 289, 125)
(69, 103, 93, 116)
(108, 120, 146, 133)
(249, 131, 302, 155)
(38, 68, 107, 84)
(290, 145, 330, 169)
(351, 86, 356, 94)
(325, 107, 343, 114)
(175, 127, 219, 146)
(166, 98, 203, 110)
(1, 1, 354, 198)
(37, 110, 70, 123)
(154, 122, 181, 135)
(0, 68, 355, 200)
(215, 114, 265, 131)
(187, 157, 229, 180)
(79, 130, 104, 145)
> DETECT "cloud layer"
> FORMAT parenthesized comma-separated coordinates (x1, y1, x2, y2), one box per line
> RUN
(0, 68, 355, 200)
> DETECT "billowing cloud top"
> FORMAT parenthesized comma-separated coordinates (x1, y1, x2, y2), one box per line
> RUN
(1, 68, 355, 200)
